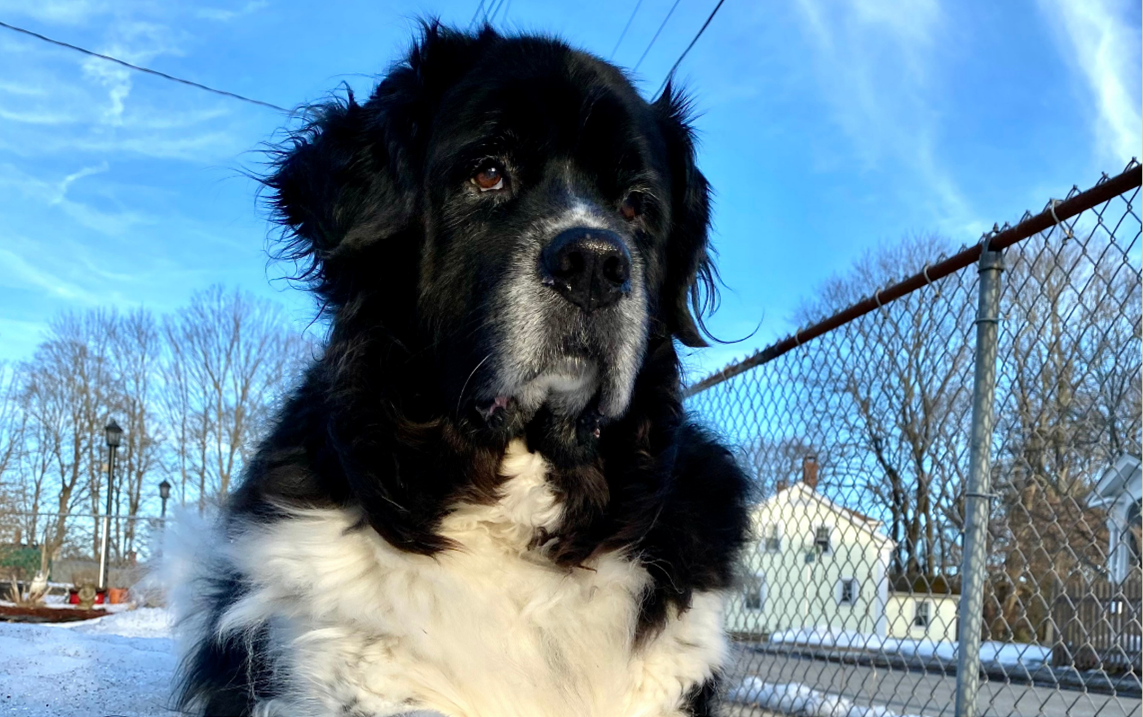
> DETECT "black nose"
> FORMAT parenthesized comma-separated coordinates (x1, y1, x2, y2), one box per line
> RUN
(540, 227, 632, 312)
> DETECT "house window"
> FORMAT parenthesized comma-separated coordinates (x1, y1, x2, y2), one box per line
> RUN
(838, 578, 858, 606)
(765, 523, 782, 552)
(914, 600, 931, 628)
(744, 574, 766, 611)
(814, 526, 832, 555)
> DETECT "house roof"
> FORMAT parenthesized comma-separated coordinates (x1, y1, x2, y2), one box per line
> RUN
(1091, 454, 1143, 507)
(757, 482, 894, 548)
(889, 573, 961, 596)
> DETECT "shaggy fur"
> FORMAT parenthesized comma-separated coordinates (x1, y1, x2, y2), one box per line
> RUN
(173, 22, 750, 717)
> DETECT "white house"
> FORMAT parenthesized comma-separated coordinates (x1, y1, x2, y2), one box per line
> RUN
(726, 457, 895, 639)
(1089, 454, 1142, 583)
(885, 582, 959, 642)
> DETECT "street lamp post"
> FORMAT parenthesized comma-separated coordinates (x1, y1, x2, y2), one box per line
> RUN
(159, 479, 171, 519)
(97, 419, 123, 593)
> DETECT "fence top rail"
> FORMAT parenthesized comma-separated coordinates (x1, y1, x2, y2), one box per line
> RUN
(684, 161, 1142, 398)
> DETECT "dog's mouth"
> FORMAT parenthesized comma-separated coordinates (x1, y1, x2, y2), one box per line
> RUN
(473, 355, 601, 429)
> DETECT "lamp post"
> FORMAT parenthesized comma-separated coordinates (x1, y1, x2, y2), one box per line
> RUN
(97, 419, 123, 593)
(159, 479, 171, 519)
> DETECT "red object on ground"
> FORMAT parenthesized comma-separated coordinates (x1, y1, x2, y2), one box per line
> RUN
(66, 589, 106, 605)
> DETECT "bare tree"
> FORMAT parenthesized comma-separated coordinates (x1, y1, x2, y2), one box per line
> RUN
(162, 285, 307, 510)
(107, 308, 163, 559)
(794, 234, 975, 581)
(0, 287, 308, 567)
(0, 362, 27, 542)
(986, 235, 1142, 641)
(21, 312, 117, 560)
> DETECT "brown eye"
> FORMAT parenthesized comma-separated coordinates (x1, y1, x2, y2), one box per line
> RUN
(471, 163, 506, 192)
(620, 192, 643, 221)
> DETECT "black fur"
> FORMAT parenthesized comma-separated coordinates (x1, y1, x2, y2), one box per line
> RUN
(682, 675, 724, 717)
(175, 22, 749, 717)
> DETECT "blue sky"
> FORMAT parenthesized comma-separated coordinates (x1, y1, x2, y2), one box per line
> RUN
(0, 0, 1139, 382)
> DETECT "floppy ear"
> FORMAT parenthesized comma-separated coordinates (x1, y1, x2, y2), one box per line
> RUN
(265, 95, 403, 302)
(265, 23, 487, 302)
(654, 85, 718, 348)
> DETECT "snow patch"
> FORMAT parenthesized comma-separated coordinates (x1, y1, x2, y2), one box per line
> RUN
(769, 627, 1051, 669)
(58, 606, 173, 639)
(0, 608, 176, 716)
(729, 677, 923, 717)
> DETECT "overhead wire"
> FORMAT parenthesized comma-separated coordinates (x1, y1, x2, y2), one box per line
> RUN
(484, 0, 502, 24)
(0, 19, 289, 113)
(610, 0, 645, 59)
(632, 0, 683, 72)
(654, 0, 727, 98)
(469, 1, 488, 28)
(496, 0, 512, 24)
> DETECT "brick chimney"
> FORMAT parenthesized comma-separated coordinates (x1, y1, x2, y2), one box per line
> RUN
(802, 455, 819, 491)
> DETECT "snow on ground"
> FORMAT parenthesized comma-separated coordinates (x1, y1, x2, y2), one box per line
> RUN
(56, 604, 173, 639)
(729, 677, 923, 717)
(0, 608, 178, 717)
(769, 627, 1052, 670)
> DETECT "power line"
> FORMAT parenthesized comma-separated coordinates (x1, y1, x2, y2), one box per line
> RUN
(0, 19, 289, 113)
(494, 0, 512, 24)
(470, 0, 510, 30)
(485, 0, 506, 24)
(632, 0, 683, 72)
(654, 0, 727, 98)
(469, 1, 488, 28)
(610, 0, 645, 59)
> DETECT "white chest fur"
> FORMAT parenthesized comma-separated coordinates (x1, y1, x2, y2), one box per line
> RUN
(206, 441, 727, 717)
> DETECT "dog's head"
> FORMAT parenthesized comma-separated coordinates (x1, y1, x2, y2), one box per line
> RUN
(268, 24, 714, 443)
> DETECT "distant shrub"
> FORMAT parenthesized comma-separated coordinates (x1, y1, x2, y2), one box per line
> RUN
(0, 545, 46, 581)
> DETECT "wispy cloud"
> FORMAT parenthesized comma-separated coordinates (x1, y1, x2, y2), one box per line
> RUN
(0, 162, 150, 235)
(80, 21, 184, 126)
(195, 1, 269, 23)
(1037, 0, 1142, 167)
(790, 0, 977, 233)
(0, 0, 111, 26)
(0, 239, 102, 305)
(55, 161, 109, 200)
(0, 32, 248, 162)
(0, 130, 243, 161)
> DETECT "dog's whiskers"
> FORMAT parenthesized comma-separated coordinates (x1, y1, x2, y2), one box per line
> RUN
(456, 353, 493, 418)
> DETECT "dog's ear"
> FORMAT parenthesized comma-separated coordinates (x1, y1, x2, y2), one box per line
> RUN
(265, 23, 488, 301)
(653, 84, 718, 348)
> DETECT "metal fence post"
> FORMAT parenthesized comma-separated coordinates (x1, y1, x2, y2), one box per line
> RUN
(954, 242, 1004, 717)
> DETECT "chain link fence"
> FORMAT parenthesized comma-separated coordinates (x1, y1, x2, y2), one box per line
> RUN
(686, 162, 1142, 717)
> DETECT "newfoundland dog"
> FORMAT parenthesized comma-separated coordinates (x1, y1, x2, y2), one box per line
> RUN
(173, 23, 750, 717)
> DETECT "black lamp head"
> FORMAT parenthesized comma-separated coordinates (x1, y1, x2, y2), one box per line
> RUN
(104, 419, 123, 449)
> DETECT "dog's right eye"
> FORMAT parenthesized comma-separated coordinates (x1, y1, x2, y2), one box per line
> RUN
(471, 163, 507, 192)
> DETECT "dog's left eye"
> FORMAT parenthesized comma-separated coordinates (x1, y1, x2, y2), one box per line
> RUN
(620, 192, 643, 221)
(471, 163, 506, 192)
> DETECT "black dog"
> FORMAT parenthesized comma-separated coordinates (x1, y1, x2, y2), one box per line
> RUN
(173, 23, 749, 717)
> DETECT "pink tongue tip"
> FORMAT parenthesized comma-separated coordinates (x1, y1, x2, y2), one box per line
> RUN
(492, 396, 510, 410)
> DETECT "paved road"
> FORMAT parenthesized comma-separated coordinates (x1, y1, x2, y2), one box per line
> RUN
(720, 648, 1142, 717)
